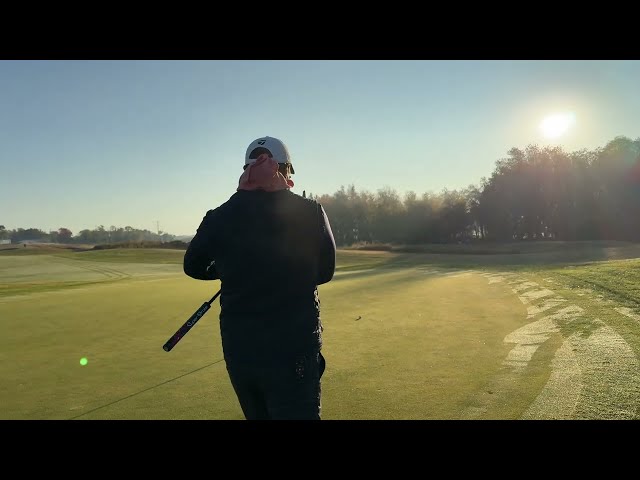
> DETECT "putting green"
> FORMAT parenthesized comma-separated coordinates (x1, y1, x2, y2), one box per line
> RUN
(1, 246, 639, 419)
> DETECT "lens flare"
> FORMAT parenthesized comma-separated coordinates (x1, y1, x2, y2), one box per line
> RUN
(80, 357, 88, 366)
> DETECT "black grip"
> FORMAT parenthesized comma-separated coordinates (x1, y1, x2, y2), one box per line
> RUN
(162, 302, 211, 352)
(162, 289, 221, 352)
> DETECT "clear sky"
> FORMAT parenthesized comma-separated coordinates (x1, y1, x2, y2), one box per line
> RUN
(1, 60, 639, 236)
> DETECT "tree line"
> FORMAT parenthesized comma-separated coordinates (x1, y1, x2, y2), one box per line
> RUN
(309, 135, 640, 246)
(3, 135, 639, 248)
(0, 225, 176, 245)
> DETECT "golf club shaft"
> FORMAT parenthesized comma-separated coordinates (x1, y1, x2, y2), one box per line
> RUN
(162, 289, 221, 352)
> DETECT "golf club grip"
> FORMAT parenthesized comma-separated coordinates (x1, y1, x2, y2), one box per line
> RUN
(162, 290, 221, 352)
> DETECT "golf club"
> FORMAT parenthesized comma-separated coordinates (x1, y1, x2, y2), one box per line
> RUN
(162, 289, 221, 352)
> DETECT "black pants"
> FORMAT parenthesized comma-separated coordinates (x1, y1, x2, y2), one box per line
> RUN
(225, 351, 326, 420)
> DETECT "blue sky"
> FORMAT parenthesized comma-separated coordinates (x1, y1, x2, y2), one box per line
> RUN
(1, 60, 639, 236)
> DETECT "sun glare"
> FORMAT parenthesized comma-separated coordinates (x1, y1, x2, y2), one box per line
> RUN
(540, 112, 575, 139)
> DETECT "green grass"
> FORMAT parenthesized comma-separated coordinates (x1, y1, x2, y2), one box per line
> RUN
(335, 250, 399, 272)
(0, 244, 83, 255)
(540, 258, 640, 309)
(1, 242, 639, 419)
(321, 268, 528, 419)
(68, 248, 185, 264)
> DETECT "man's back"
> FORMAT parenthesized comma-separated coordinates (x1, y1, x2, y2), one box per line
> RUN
(184, 188, 335, 359)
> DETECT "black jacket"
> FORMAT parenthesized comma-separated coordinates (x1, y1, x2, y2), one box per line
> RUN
(184, 189, 336, 360)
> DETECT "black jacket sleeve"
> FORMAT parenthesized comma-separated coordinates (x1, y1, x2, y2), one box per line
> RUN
(317, 204, 336, 285)
(183, 210, 220, 281)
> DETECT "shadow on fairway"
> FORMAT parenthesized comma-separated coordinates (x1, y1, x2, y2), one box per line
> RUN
(68, 358, 225, 420)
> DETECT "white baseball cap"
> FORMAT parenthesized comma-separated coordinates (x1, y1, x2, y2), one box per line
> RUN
(244, 136, 295, 174)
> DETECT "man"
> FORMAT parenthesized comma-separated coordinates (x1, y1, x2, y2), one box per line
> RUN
(183, 136, 336, 420)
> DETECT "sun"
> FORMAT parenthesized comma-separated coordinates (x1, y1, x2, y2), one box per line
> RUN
(539, 112, 575, 139)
